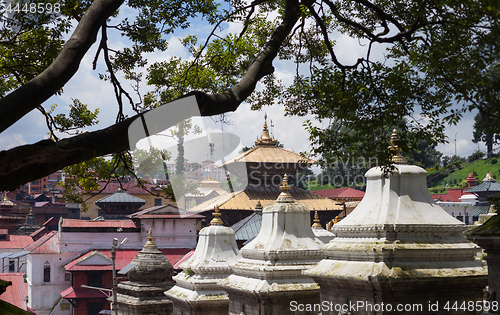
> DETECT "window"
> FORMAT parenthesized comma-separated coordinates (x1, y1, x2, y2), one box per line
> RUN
(8, 260, 14, 272)
(43, 262, 50, 282)
(87, 272, 102, 287)
(65, 272, 71, 282)
(154, 198, 162, 206)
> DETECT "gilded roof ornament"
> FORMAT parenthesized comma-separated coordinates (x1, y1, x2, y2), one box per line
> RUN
(254, 200, 263, 213)
(255, 113, 277, 146)
(312, 211, 322, 228)
(388, 129, 407, 164)
(145, 228, 156, 246)
(210, 206, 223, 225)
(277, 174, 294, 202)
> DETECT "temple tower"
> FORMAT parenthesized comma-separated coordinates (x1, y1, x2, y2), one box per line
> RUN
(165, 207, 241, 315)
(219, 175, 323, 315)
(304, 129, 488, 315)
(115, 229, 175, 315)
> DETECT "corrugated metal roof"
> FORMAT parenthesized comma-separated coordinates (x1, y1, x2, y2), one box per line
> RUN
(173, 250, 195, 269)
(0, 273, 28, 310)
(65, 248, 191, 271)
(60, 287, 108, 299)
(230, 212, 263, 241)
(190, 185, 342, 212)
(95, 190, 146, 204)
(61, 219, 139, 228)
(92, 182, 163, 195)
(24, 231, 59, 254)
(0, 235, 34, 249)
(128, 205, 204, 219)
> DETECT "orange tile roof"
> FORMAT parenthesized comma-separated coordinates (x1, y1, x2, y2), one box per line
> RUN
(313, 187, 365, 199)
(190, 185, 341, 212)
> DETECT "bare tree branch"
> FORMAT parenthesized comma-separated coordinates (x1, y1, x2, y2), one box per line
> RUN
(0, 0, 301, 191)
(0, 0, 126, 133)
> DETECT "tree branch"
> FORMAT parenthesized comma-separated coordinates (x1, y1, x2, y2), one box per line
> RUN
(0, 0, 301, 191)
(0, 0, 125, 133)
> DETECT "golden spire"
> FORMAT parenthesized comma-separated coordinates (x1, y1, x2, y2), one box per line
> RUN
(210, 206, 223, 225)
(388, 129, 407, 164)
(312, 211, 322, 228)
(277, 174, 294, 202)
(255, 112, 276, 146)
(28, 207, 34, 215)
(334, 216, 339, 224)
(3, 194, 7, 201)
(145, 228, 156, 245)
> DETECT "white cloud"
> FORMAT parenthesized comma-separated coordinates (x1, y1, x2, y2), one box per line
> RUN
(0, 133, 27, 150)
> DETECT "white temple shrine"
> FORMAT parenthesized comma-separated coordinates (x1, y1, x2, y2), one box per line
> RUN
(165, 207, 241, 315)
(304, 129, 488, 314)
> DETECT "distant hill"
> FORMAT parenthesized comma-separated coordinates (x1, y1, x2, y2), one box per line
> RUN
(427, 156, 500, 190)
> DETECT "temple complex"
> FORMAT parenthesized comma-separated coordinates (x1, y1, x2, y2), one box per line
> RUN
(165, 207, 241, 315)
(115, 229, 175, 315)
(304, 130, 488, 314)
(190, 114, 342, 226)
(219, 175, 324, 315)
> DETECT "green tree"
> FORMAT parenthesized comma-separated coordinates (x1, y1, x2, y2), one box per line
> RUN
(1, 0, 500, 191)
(472, 111, 500, 159)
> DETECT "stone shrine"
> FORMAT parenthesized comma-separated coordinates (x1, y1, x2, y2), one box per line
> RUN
(114, 229, 175, 315)
(219, 175, 324, 315)
(165, 207, 241, 315)
(305, 130, 488, 315)
(311, 210, 336, 243)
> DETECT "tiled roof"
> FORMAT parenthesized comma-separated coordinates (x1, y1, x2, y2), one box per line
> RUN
(95, 189, 146, 204)
(0, 273, 28, 310)
(61, 219, 139, 229)
(190, 185, 342, 212)
(128, 205, 204, 219)
(64, 248, 192, 271)
(466, 180, 500, 193)
(230, 212, 263, 241)
(313, 187, 365, 199)
(472, 205, 491, 216)
(24, 230, 59, 254)
(0, 235, 34, 249)
(219, 145, 316, 166)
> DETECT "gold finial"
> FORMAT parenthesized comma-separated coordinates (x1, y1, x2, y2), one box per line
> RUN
(312, 211, 322, 228)
(145, 228, 155, 245)
(210, 206, 223, 225)
(3, 194, 7, 201)
(388, 129, 407, 164)
(277, 174, 294, 202)
(334, 216, 339, 224)
(28, 207, 34, 215)
(255, 113, 276, 146)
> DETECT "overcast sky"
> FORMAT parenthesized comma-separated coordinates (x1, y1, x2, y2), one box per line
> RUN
(0, 6, 492, 165)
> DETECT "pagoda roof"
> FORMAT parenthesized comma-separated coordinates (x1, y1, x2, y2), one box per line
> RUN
(189, 185, 342, 213)
(466, 177, 500, 193)
(219, 145, 316, 166)
(95, 189, 146, 205)
(218, 113, 316, 166)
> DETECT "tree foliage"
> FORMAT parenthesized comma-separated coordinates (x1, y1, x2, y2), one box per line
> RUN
(0, 0, 500, 191)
